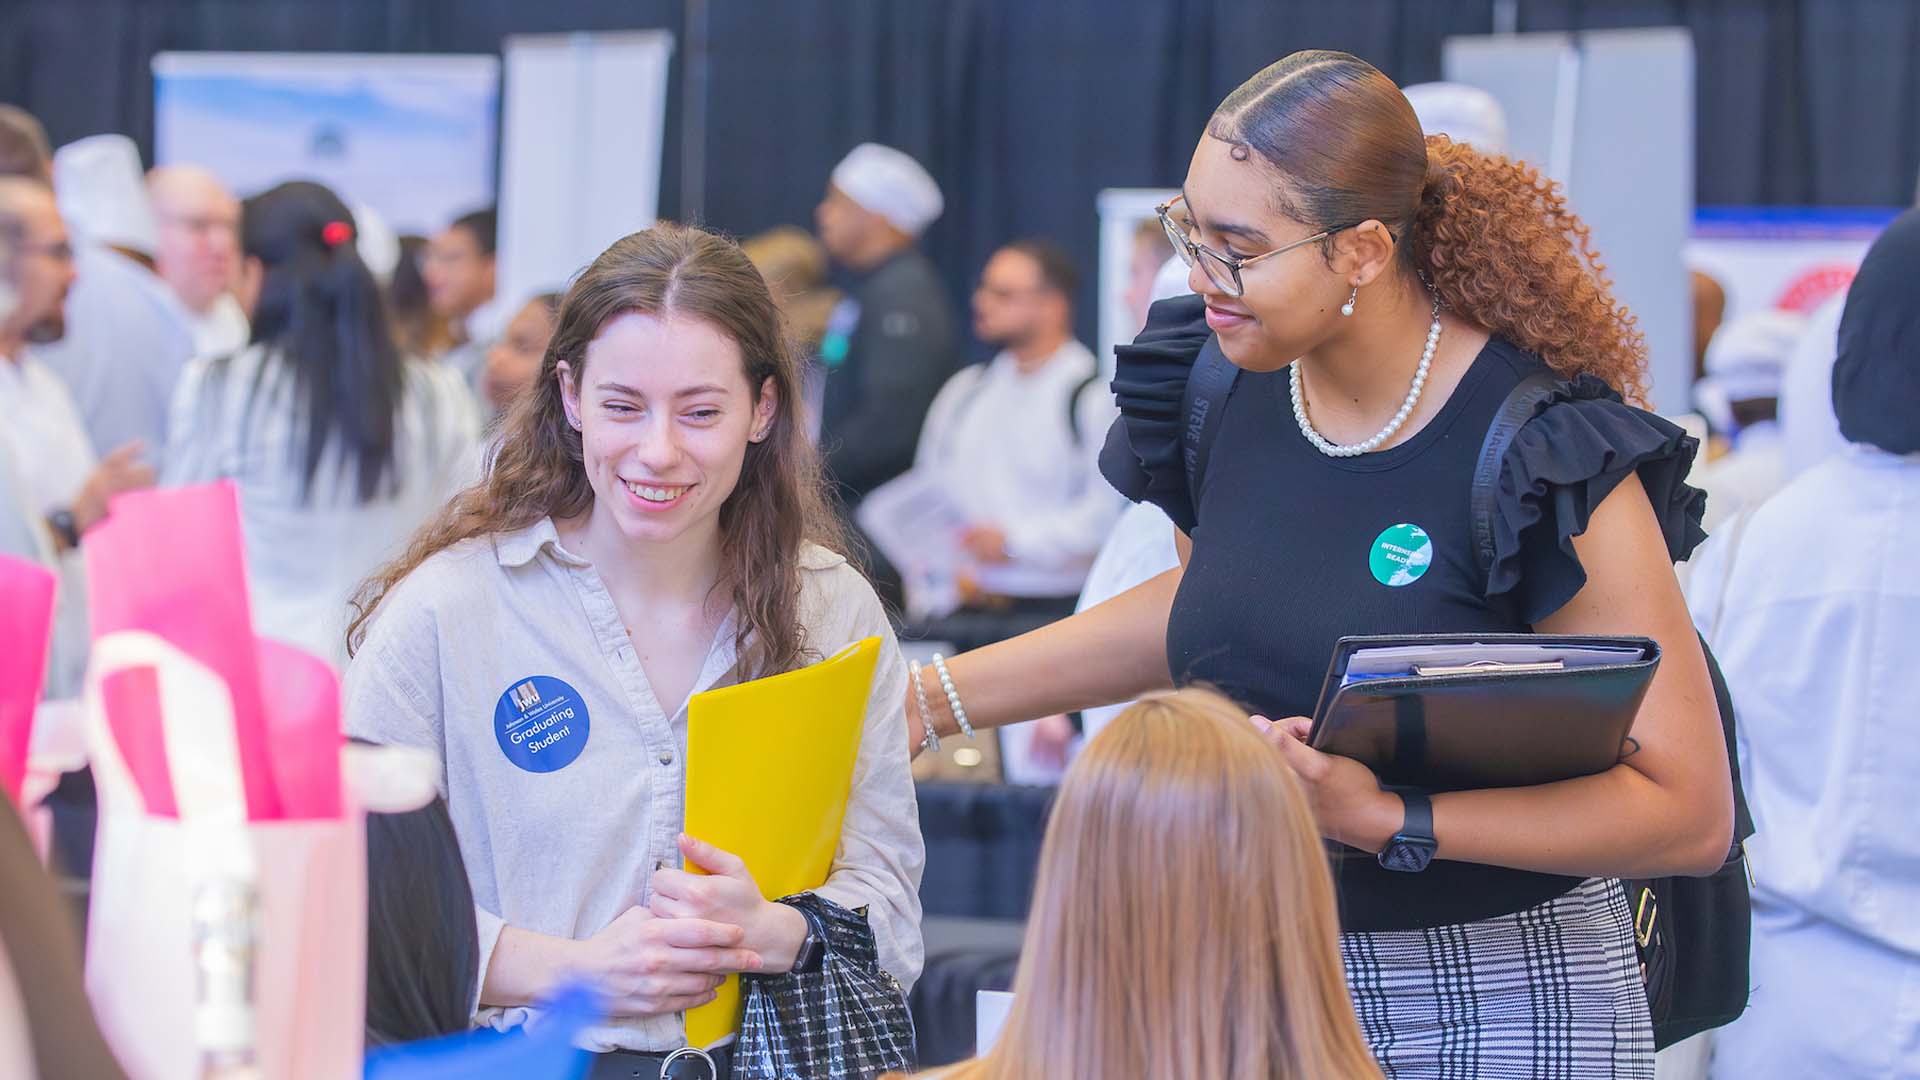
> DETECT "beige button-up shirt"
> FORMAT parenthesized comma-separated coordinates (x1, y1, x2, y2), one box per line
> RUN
(344, 518, 924, 1052)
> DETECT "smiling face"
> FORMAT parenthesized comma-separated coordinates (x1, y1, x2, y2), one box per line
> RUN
(558, 310, 776, 551)
(1176, 135, 1356, 373)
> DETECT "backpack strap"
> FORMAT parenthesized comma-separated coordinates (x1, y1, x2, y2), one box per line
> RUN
(931, 362, 993, 463)
(1179, 334, 1242, 507)
(1468, 371, 1755, 850)
(1469, 372, 1562, 578)
(1064, 369, 1101, 444)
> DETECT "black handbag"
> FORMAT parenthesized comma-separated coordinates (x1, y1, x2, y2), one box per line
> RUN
(731, 893, 917, 1080)
(1620, 635, 1756, 1049)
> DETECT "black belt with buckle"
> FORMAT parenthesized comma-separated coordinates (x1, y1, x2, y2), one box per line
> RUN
(586, 1044, 730, 1080)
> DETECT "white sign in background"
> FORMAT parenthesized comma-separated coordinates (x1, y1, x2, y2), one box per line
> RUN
(494, 31, 675, 313)
(152, 52, 500, 238)
(1683, 211, 1892, 324)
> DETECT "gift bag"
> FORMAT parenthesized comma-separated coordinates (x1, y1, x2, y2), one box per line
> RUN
(84, 482, 284, 820)
(83, 632, 366, 1080)
(0, 554, 56, 806)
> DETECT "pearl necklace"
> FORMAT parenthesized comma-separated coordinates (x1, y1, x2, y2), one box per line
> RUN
(1290, 295, 1443, 458)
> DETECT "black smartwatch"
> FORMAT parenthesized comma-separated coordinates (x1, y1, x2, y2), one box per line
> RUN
(787, 904, 826, 973)
(1377, 789, 1438, 873)
(45, 508, 79, 550)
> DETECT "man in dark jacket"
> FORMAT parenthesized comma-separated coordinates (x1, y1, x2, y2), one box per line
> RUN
(814, 143, 956, 505)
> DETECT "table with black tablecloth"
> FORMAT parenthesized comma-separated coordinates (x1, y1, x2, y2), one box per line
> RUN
(909, 782, 1053, 1065)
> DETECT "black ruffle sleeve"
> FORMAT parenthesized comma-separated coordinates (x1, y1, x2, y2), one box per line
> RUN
(1488, 373, 1708, 624)
(1097, 294, 1211, 532)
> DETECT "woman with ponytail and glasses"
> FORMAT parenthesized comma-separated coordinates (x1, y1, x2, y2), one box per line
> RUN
(342, 224, 922, 1078)
(909, 52, 1729, 1076)
(163, 181, 478, 668)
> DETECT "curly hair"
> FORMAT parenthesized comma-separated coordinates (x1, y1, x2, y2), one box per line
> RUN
(1412, 137, 1647, 404)
(1209, 51, 1648, 404)
(346, 223, 847, 677)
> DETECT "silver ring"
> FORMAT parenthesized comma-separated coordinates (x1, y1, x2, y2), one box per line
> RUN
(661, 1046, 717, 1080)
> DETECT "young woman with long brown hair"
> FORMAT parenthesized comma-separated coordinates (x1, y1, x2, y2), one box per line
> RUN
(907, 52, 1729, 1076)
(342, 223, 923, 1078)
(914, 688, 1379, 1080)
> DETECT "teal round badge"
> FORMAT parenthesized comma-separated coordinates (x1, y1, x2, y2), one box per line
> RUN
(1369, 523, 1434, 587)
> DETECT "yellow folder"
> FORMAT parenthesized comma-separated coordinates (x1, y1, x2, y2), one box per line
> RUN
(681, 635, 882, 1048)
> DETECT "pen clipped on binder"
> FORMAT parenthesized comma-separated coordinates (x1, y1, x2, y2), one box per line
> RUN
(1412, 659, 1565, 677)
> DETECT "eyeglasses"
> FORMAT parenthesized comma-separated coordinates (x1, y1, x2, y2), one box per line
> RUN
(1156, 195, 1356, 299)
(18, 240, 74, 265)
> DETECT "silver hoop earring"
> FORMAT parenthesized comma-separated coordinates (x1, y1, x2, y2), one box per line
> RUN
(1341, 285, 1358, 318)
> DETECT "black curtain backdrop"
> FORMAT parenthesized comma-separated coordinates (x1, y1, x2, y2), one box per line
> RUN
(4, 0, 1917, 345)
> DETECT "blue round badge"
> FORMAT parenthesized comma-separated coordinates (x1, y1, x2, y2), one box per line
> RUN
(493, 675, 591, 773)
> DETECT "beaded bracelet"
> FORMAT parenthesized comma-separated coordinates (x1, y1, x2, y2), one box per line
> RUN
(930, 653, 975, 739)
(908, 660, 940, 753)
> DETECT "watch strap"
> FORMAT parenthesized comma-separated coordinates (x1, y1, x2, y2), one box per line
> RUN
(1397, 788, 1434, 843)
(1376, 789, 1438, 873)
(45, 508, 79, 550)
(786, 903, 826, 973)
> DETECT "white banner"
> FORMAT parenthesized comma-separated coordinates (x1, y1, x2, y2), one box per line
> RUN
(152, 52, 499, 237)
(495, 31, 675, 313)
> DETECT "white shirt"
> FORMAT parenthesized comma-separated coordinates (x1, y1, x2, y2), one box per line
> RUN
(1687, 446, 1920, 1077)
(0, 355, 96, 515)
(1781, 291, 1848, 479)
(996, 500, 1181, 785)
(161, 344, 480, 669)
(1692, 421, 1787, 535)
(0, 431, 81, 700)
(0, 437, 51, 566)
(186, 293, 250, 360)
(342, 522, 924, 1052)
(914, 340, 1122, 598)
(1074, 501, 1181, 743)
(0, 354, 97, 697)
(440, 336, 491, 400)
(29, 243, 195, 468)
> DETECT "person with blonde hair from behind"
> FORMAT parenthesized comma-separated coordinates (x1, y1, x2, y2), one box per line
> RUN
(911, 687, 1380, 1080)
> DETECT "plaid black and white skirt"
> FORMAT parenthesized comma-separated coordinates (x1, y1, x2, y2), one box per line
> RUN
(1340, 877, 1654, 1079)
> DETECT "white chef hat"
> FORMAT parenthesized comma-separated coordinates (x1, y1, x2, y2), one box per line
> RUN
(1150, 252, 1191, 304)
(1703, 309, 1806, 402)
(52, 134, 158, 256)
(830, 143, 944, 238)
(1402, 82, 1509, 154)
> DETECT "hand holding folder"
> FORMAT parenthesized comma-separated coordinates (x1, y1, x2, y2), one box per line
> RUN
(680, 636, 882, 1048)
(1307, 633, 1662, 791)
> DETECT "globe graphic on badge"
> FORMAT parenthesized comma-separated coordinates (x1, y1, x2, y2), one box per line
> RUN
(1370, 523, 1433, 588)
